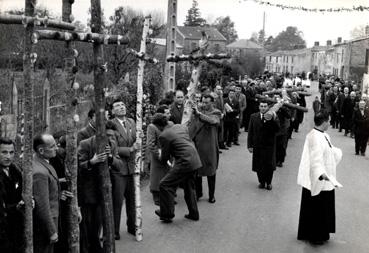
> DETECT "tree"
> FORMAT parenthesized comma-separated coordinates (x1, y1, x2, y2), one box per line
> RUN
(257, 29, 265, 45)
(184, 0, 206, 27)
(249, 32, 258, 43)
(350, 25, 368, 39)
(211, 16, 238, 43)
(267, 26, 306, 52)
(264, 35, 274, 51)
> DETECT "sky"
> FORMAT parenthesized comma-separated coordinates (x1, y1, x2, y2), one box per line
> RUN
(1, 0, 369, 47)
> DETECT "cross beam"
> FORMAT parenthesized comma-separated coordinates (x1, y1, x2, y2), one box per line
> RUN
(262, 88, 312, 96)
(127, 48, 159, 64)
(167, 53, 230, 63)
(0, 14, 75, 31)
(32, 30, 130, 45)
(255, 94, 308, 112)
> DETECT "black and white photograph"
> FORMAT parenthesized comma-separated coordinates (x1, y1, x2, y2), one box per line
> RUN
(0, 0, 369, 252)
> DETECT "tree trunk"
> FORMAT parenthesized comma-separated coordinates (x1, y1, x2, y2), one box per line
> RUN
(90, 1, 115, 252)
(22, 0, 36, 252)
(62, 0, 80, 252)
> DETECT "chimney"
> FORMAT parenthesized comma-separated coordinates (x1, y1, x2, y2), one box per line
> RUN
(314, 41, 319, 46)
(366, 25, 369, 36)
(326, 40, 332, 46)
(337, 37, 342, 43)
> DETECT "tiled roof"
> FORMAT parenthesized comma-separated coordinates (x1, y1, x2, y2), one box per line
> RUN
(177, 26, 227, 41)
(226, 39, 264, 49)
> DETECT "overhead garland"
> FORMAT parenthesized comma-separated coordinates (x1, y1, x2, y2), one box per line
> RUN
(243, 0, 369, 12)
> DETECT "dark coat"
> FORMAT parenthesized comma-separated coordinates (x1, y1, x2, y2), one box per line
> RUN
(77, 136, 123, 205)
(353, 109, 369, 135)
(169, 102, 184, 124)
(32, 154, 60, 240)
(110, 117, 137, 175)
(77, 123, 96, 144)
(248, 112, 280, 172)
(342, 97, 355, 119)
(0, 164, 23, 252)
(146, 123, 170, 192)
(224, 97, 240, 122)
(189, 107, 221, 176)
(312, 100, 322, 114)
(159, 124, 202, 172)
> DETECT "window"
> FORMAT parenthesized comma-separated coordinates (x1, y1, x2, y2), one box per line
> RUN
(214, 43, 220, 53)
(276, 57, 279, 63)
(365, 49, 369, 66)
(286, 56, 289, 63)
(291, 56, 294, 63)
(190, 42, 197, 51)
(290, 66, 294, 73)
(269, 56, 272, 62)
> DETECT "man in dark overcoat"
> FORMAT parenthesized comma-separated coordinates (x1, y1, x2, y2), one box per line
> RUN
(109, 99, 138, 239)
(169, 90, 185, 124)
(247, 101, 280, 190)
(223, 88, 240, 147)
(0, 137, 23, 253)
(189, 94, 221, 203)
(353, 100, 369, 155)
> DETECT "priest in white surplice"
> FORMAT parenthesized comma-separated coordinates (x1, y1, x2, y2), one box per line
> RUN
(297, 111, 342, 245)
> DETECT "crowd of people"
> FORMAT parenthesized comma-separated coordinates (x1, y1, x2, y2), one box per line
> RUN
(1, 71, 368, 252)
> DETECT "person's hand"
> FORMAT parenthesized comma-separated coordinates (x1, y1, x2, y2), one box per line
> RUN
(16, 198, 35, 210)
(105, 145, 112, 157)
(90, 153, 107, 165)
(50, 233, 58, 244)
(130, 142, 141, 152)
(264, 111, 275, 121)
(248, 148, 253, 153)
(60, 190, 74, 201)
(77, 207, 82, 224)
(319, 174, 329, 181)
(192, 103, 199, 115)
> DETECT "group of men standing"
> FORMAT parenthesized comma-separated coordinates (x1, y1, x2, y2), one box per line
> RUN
(318, 76, 369, 156)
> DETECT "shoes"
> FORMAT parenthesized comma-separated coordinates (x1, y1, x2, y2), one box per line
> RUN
(355, 153, 359, 155)
(360, 153, 365, 156)
(266, 184, 272, 190)
(155, 209, 173, 223)
(226, 143, 232, 147)
(127, 228, 135, 236)
(154, 201, 160, 206)
(208, 197, 216, 203)
(197, 193, 203, 201)
(276, 162, 283, 167)
(223, 146, 229, 150)
(233, 142, 240, 146)
(258, 183, 265, 189)
(115, 233, 120, 240)
(184, 213, 199, 221)
(218, 150, 223, 154)
(310, 240, 326, 245)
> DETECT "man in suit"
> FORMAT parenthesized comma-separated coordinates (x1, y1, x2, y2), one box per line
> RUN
(213, 85, 227, 150)
(109, 99, 139, 239)
(353, 100, 369, 156)
(153, 114, 201, 223)
(32, 133, 61, 253)
(247, 101, 280, 190)
(342, 91, 356, 137)
(77, 109, 96, 145)
(169, 90, 185, 124)
(223, 88, 240, 147)
(78, 122, 123, 252)
(0, 137, 23, 253)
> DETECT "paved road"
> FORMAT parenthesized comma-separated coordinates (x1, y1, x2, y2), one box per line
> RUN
(116, 82, 369, 253)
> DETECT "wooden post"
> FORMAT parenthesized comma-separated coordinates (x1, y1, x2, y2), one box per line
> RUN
(164, 0, 177, 91)
(90, 0, 115, 252)
(11, 77, 18, 115)
(23, 0, 36, 252)
(62, 0, 80, 252)
(43, 77, 50, 131)
(133, 16, 152, 242)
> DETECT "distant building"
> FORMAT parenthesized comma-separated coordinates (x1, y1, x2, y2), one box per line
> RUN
(226, 39, 265, 58)
(265, 48, 311, 75)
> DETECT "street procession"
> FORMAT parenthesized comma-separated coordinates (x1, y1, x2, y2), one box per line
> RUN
(1, 0, 369, 252)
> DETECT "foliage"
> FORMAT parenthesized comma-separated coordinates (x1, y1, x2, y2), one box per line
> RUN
(265, 26, 306, 52)
(257, 29, 265, 45)
(211, 16, 238, 43)
(184, 0, 207, 27)
(249, 32, 258, 43)
(350, 25, 368, 39)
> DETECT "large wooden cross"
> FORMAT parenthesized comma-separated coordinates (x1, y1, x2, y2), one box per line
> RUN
(167, 31, 230, 125)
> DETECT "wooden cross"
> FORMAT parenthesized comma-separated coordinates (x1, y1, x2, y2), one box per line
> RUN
(166, 31, 230, 125)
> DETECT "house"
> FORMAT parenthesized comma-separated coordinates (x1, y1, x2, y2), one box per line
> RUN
(175, 26, 227, 54)
(226, 39, 265, 58)
(265, 48, 311, 75)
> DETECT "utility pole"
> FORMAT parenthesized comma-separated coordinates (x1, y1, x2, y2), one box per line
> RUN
(164, 0, 177, 91)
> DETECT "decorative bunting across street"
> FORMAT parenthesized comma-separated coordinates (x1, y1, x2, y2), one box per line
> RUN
(243, 0, 369, 12)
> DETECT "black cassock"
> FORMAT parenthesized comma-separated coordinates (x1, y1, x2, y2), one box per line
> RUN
(247, 112, 280, 185)
(297, 188, 335, 242)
